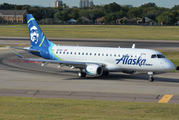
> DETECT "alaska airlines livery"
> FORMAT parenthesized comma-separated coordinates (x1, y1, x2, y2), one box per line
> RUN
(9, 14, 175, 82)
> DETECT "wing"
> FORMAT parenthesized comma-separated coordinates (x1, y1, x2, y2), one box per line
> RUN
(7, 46, 105, 68)
(28, 58, 88, 68)
(28, 58, 106, 69)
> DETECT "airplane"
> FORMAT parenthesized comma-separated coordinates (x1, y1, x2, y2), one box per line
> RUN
(8, 14, 175, 82)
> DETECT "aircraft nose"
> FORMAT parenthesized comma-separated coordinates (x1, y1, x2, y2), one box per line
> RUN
(163, 60, 175, 71)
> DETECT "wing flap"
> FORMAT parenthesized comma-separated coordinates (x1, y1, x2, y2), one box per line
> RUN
(27, 58, 87, 68)
(27, 59, 105, 68)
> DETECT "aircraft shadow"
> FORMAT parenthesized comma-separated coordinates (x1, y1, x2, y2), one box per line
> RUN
(63, 72, 179, 83)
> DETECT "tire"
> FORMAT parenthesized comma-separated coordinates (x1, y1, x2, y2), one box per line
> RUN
(102, 71, 109, 76)
(77, 72, 86, 77)
(149, 77, 154, 82)
(77, 72, 82, 77)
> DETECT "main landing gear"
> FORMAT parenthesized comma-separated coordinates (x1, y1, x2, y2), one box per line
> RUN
(148, 72, 154, 82)
(77, 69, 86, 77)
(77, 69, 109, 77)
(102, 71, 109, 76)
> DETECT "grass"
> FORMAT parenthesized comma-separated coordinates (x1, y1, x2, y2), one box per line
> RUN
(0, 25, 179, 120)
(0, 96, 179, 120)
(0, 24, 179, 40)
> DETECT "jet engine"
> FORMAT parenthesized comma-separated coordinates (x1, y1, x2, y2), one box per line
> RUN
(86, 64, 103, 76)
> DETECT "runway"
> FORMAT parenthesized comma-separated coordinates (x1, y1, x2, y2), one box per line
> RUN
(0, 37, 179, 103)
(1, 37, 179, 51)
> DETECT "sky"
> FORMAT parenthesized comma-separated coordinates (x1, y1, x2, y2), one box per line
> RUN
(0, 0, 179, 8)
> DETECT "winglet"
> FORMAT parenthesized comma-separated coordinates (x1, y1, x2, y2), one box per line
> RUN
(7, 46, 25, 59)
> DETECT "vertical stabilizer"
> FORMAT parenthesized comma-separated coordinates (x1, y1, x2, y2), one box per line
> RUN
(26, 14, 55, 59)
(27, 14, 54, 48)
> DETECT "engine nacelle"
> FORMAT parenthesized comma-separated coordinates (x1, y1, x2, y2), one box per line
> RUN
(122, 70, 136, 74)
(86, 64, 103, 76)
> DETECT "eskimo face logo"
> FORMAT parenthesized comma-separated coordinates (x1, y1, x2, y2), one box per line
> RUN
(30, 26, 39, 44)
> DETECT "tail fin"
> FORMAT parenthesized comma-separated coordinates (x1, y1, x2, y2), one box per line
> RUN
(26, 14, 54, 48)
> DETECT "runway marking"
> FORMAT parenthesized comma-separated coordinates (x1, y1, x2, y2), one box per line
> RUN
(18, 43, 26, 46)
(158, 95, 173, 103)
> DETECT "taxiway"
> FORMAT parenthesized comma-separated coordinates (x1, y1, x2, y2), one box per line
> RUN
(0, 37, 179, 103)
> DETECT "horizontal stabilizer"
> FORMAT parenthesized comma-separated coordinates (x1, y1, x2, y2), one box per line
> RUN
(7, 46, 40, 52)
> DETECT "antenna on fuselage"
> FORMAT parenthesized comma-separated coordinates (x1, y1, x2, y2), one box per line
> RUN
(132, 44, 135, 49)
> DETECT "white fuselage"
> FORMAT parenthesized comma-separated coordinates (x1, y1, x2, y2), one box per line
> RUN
(51, 46, 175, 72)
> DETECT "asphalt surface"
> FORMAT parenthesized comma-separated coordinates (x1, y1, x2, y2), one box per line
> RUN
(0, 37, 179, 104)
(1, 37, 179, 50)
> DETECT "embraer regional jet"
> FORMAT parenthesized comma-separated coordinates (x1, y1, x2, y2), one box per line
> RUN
(8, 14, 175, 82)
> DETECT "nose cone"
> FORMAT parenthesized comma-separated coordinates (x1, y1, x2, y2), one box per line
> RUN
(164, 60, 175, 71)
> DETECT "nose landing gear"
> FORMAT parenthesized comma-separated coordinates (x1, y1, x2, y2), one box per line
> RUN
(148, 72, 154, 82)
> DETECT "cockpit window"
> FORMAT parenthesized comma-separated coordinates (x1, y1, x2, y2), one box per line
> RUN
(157, 54, 165, 58)
(151, 54, 165, 58)
(151, 54, 157, 58)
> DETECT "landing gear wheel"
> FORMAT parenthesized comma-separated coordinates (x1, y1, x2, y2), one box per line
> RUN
(148, 72, 154, 82)
(149, 77, 154, 82)
(102, 71, 109, 76)
(77, 72, 86, 77)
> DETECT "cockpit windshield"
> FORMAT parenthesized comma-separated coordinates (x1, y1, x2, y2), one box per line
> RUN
(151, 54, 165, 58)
(151, 54, 157, 58)
(157, 54, 165, 58)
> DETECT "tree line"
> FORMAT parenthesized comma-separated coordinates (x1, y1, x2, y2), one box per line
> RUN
(0, 2, 179, 24)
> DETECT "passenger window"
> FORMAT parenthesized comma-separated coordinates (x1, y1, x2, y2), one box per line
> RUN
(102, 54, 104, 56)
(98, 53, 100, 56)
(114, 54, 116, 57)
(94, 53, 96, 56)
(78, 52, 80, 55)
(56, 52, 58, 54)
(60, 52, 62, 54)
(82, 53, 84, 55)
(63, 52, 65, 54)
(67, 52, 69, 54)
(74, 52, 76, 55)
(90, 53, 92, 55)
(110, 54, 112, 56)
(151, 54, 157, 58)
(70, 52, 72, 54)
(118, 54, 120, 57)
(86, 53, 88, 55)
(106, 54, 108, 56)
